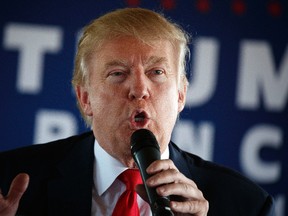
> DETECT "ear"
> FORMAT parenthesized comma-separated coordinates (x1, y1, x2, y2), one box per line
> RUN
(178, 84, 187, 113)
(76, 85, 93, 116)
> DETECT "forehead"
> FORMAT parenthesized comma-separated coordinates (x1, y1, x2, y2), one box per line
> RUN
(91, 36, 180, 65)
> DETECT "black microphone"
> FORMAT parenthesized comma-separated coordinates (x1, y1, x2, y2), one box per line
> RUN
(131, 129, 174, 216)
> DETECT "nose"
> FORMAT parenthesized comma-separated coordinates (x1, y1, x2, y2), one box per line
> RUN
(128, 72, 149, 100)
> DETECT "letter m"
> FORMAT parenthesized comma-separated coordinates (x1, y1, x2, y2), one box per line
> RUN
(237, 40, 288, 111)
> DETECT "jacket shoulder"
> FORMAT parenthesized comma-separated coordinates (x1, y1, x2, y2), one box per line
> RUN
(0, 131, 94, 192)
(0, 131, 93, 160)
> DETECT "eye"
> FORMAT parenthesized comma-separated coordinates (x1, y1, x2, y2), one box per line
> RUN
(148, 69, 165, 76)
(147, 68, 167, 83)
(107, 71, 127, 83)
(153, 69, 164, 75)
(110, 71, 124, 77)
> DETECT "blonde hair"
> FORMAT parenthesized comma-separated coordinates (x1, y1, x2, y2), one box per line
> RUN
(72, 7, 190, 125)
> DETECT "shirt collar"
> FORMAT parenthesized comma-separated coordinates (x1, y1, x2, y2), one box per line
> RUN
(93, 138, 170, 196)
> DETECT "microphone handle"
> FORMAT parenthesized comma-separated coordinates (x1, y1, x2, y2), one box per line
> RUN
(133, 147, 174, 216)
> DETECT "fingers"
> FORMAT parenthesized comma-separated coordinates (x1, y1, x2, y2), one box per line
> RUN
(7, 173, 29, 205)
(145, 159, 209, 215)
(171, 198, 209, 216)
(0, 174, 29, 216)
(146, 167, 180, 186)
(146, 159, 178, 174)
(146, 159, 197, 187)
(166, 182, 208, 215)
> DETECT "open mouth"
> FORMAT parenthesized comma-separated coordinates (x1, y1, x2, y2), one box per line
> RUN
(130, 110, 149, 128)
(135, 112, 146, 122)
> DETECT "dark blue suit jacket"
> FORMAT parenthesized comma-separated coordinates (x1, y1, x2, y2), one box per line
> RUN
(0, 131, 274, 216)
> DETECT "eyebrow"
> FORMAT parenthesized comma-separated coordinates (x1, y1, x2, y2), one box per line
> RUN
(103, 56, 170, 71)
(145, 56, 169, 67)
(104, 60, 128, 69)
(145, 56, 172, 73)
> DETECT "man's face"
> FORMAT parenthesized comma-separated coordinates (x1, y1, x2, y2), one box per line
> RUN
(77, 36, 186, 166)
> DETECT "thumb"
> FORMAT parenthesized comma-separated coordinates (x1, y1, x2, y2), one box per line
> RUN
(7, 173, 29, 205)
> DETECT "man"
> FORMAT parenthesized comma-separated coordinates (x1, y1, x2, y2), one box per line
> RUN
(0, 8, 273, 216)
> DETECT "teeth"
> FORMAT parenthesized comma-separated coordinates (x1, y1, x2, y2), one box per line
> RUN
(135, 117, 144, 122)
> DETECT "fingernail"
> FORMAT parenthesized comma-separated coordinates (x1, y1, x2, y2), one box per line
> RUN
(171, 202, 177, 208)
(146, 179, 153, 185)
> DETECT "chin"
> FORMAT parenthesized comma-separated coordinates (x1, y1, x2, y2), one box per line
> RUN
(122, 152, 135, 167)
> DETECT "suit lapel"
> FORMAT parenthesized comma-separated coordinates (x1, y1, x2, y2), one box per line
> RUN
(169, 142, 208, 190)
(47, 132, 95, 216)
(169, 142, 193, 180)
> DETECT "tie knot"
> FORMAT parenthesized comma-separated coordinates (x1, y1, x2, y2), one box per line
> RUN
(118, 169, 142, 190)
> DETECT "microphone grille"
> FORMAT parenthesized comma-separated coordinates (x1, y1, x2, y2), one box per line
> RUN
(130, 129, 159, 153)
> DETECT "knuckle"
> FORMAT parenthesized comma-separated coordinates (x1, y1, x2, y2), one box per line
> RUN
(187, 200, 196, 212)
(166, 159, 177, 170)
(171, 168, 180, 176)
(182, 182, 190, 192)
(186, 199, 209, 214)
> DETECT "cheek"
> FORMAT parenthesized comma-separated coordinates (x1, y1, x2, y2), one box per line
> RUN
(157, 87, 179, 117)
(89, 87, 126, 119)
(89, 90, 110, 115)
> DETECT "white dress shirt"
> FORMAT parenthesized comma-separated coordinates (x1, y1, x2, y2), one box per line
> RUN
(91, 139, 169, 216)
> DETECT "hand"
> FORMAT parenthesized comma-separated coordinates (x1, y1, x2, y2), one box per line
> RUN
(139, 159, 209, 216)
(0, 173, 29, 216)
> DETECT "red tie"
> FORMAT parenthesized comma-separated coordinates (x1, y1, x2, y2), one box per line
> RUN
(112, 169, 142, 216)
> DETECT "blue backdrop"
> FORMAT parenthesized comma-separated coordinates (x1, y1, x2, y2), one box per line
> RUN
(0, 0, 287, 215)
